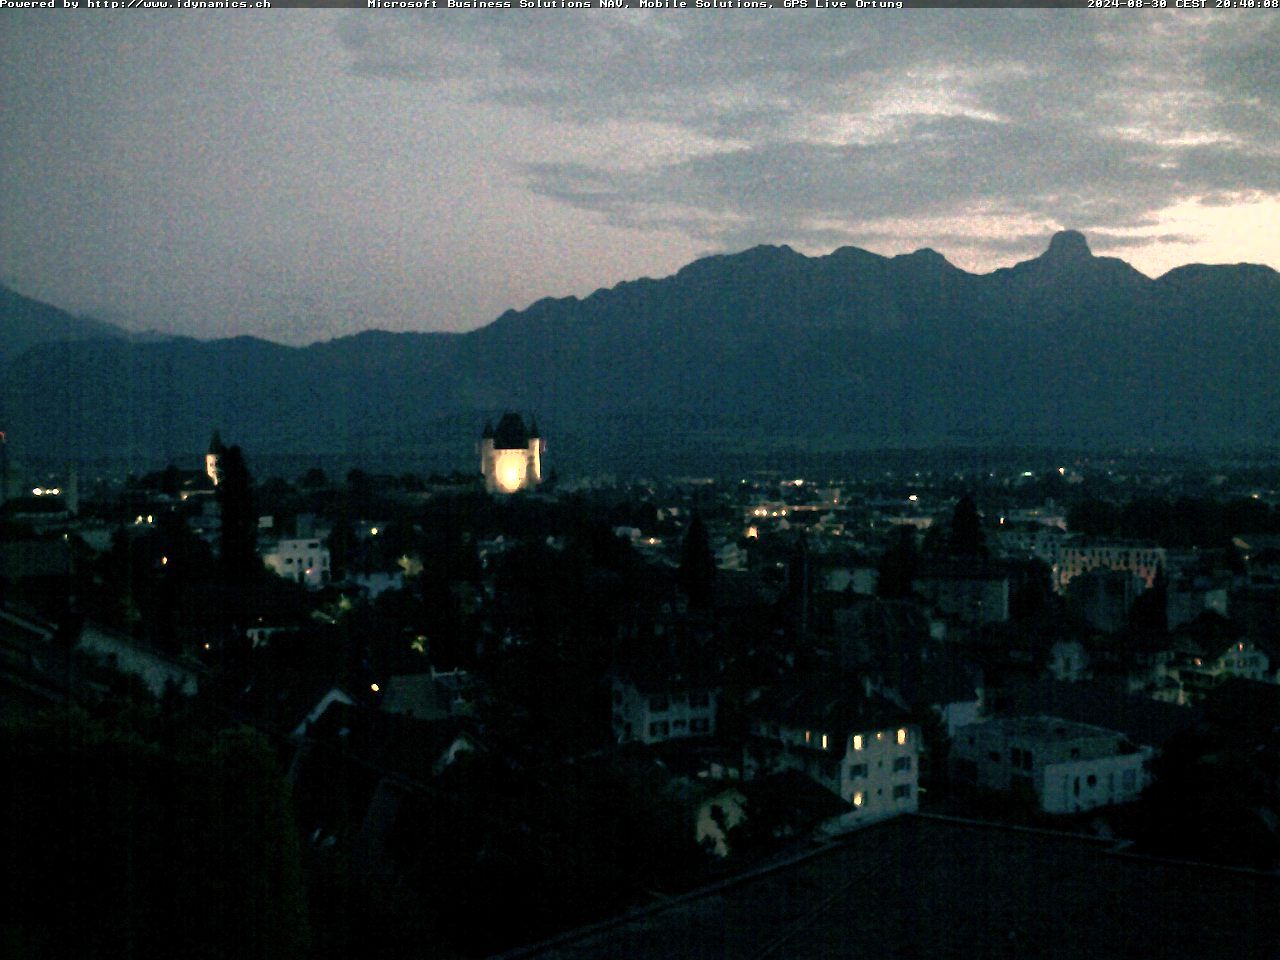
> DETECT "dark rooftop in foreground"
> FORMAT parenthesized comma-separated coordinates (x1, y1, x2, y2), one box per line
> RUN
(498, 815, 1280, 960)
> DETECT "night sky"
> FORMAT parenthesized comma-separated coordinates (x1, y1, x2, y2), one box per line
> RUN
(2, 12, 1278, 345)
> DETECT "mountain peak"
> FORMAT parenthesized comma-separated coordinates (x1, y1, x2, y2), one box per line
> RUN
(1043, 230, 1092, 262)
(898, 247, 953, 268)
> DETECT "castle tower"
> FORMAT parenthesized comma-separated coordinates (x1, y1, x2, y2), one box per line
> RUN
(480, 413, 543, 494)
(527, 418, 542, 488)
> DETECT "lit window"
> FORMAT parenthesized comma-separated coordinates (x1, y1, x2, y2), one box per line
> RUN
(897, 728, 907, 745)
(853, 735, 864, 751)
(852, 791, 864, 808)
(821, 734, 829, 750)
(804, 730, 812, 744)
(876, 731, 884, 741)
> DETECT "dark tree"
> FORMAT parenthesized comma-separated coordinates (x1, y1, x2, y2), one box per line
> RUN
(1009, 558, 1052, 621)
(217, 444, 258, 639)
(948, 494, 987, 558)
(1130, 562, 1168, 634)
(0, 709, 309, 960)
(299, 466, 329, 489)
(680, 512, 716, 611)
(877, 525, 918, 599)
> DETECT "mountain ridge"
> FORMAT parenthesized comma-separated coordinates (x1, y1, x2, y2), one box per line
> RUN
(4, 232, 1279, 472)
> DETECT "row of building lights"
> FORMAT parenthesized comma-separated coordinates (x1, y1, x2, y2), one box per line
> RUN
(802, 728, 909, 750)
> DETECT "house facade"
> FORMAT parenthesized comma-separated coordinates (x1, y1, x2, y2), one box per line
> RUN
(262, 537, 331, 588)
(1053, 540, 1166, 593)
(951, 716, 1151, 814)
(745, 685, 920, 823)
(914, 562, 1011, 624)
(611, 676, 718, 745)
(1174, 638, 1272, 704)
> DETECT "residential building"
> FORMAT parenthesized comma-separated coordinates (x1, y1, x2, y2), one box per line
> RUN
(611, 674, 719, 745)
(993, 522, 1066, 567)
(1053, 539, 1166, 593)
(1166, 573, 1230, 630)
(262, 538, 331, 588)
(914, 560, 1011, 624)
(951, 716, 1151, 814)
(381, 669, 478, 722)
(1173, 636, 1272, 704)
(745, 681, 920, 822)
(1068, 568, 1144, 633)
(816, 553, 879, 596)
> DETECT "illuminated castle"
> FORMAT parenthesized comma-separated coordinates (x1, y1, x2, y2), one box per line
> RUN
(480, 413, 543, 494)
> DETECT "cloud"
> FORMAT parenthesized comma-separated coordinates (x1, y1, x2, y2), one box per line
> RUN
(339, 12, 1280, 255)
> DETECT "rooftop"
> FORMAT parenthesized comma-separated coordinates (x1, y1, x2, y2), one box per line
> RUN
(487, 412, 540, 450)
(751, 678, 910, 737)
(501, 815, 1280, 960)
(968, 715, 1126, 746)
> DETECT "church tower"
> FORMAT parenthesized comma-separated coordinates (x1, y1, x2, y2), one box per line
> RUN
(206, 431, 227, 487)
(480, 413, 543, 494)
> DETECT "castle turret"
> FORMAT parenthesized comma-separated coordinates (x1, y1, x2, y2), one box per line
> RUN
(527, 418, 543, 487)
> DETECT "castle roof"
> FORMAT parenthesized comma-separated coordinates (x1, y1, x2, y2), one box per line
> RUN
(491, 412, 535, 450)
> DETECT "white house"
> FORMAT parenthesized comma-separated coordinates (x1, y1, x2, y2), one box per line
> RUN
(1174, 637, 1272, 704)
(993, 523, 1066, 566)
(951, 716, 1151, 814)
(694, 786, 749, 858)
(745, 683, 920, 823)
(611, 675, 719, 745)
(262, 538, 331, 588)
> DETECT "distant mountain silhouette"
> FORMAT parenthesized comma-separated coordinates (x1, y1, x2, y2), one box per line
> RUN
(0, 284, 132, 365)
(3, 232, 1279, 472)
